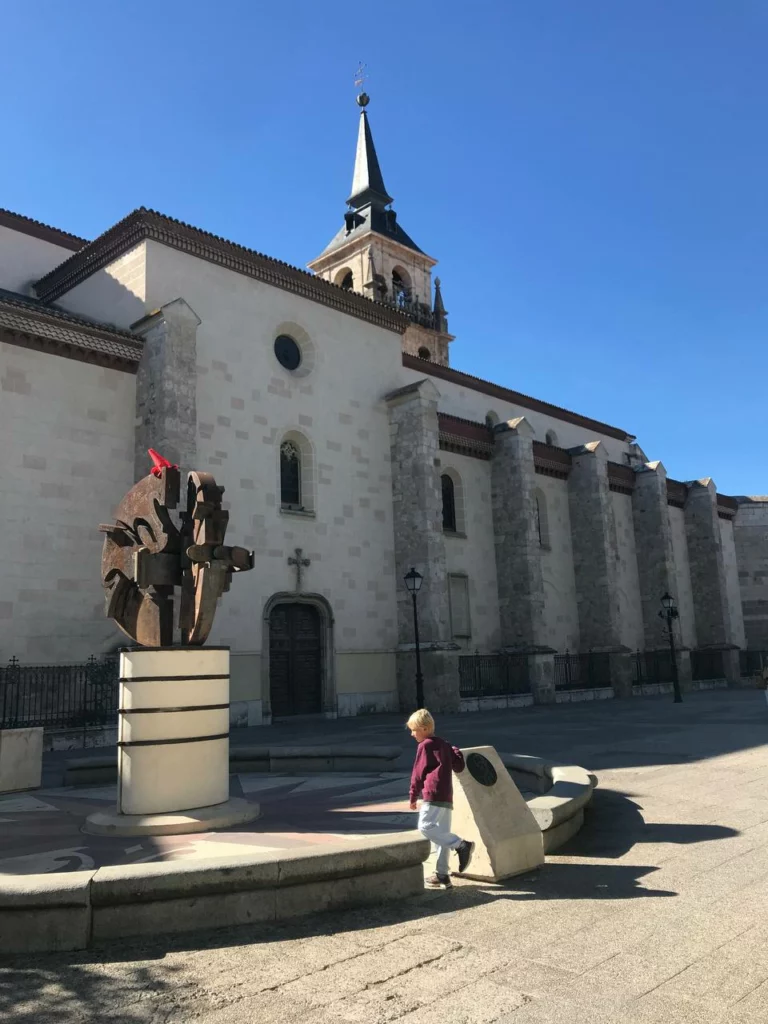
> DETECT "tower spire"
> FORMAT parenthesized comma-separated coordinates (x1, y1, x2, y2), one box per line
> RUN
(347, 93, 393, 210)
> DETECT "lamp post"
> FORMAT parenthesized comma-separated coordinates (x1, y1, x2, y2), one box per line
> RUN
(659, 592, 682, 704)
(404, 567, 425, 708)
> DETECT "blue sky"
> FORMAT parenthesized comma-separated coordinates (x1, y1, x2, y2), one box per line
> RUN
(3, 1, 766, 494)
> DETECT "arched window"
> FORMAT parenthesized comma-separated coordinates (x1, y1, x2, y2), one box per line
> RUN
(534, 488, 550, 548)
(545, 429, 558, 447)
(442, 474, 457, 531)
(392, 267, 411, 307)
(418, 346, 431, 360)
(280, 440, 301, 508)
(334, 267, 354, 291)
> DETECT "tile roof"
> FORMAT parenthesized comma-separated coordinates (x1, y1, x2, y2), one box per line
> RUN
(0, 289, 142, 371)
(0, 208, 87, 251)
(33, 207, 409, 333)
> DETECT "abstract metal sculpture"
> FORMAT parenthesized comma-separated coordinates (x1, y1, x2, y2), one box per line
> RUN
(100, 450, 254, 647)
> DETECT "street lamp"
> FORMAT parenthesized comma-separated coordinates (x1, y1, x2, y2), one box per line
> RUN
(404, 567, 425, 708)
(659, 592, 682, 704)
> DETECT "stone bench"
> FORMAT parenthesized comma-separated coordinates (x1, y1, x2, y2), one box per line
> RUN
(63, 745, 403, 786)
(500, 753, 597, 852)
(0, 832, 429, 954)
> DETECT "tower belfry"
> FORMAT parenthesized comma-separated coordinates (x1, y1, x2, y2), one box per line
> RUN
(308, 91, 453, 365)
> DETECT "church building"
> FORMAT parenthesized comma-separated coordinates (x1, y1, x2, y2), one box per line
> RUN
(0, 92, 761, 721)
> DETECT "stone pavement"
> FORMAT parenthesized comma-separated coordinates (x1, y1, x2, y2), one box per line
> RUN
(3, 689, 768, 1024)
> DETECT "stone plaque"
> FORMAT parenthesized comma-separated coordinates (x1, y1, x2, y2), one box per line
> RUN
(466, 752, 497, 787)
(452, 744, 544, 882)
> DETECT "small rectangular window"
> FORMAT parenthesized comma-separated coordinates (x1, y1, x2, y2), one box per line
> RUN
(449, 574, 471, 639)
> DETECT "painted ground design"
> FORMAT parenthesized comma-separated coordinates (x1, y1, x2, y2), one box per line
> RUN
(0, 772, 431, 874)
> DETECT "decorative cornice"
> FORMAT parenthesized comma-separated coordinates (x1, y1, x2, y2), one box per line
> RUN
(666, 478, 688, 509)
(0, 208, 86, 251)
(438, 413, 494, 460)
(403, 353, 634, 442)
(608, 461, 636, 495)
(0, 293, 142, 373)
(533, 440, 571, 479)
(33, 208, 409, 334)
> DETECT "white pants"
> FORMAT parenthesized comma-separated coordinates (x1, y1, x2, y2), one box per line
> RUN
(418, 802, 461, 875)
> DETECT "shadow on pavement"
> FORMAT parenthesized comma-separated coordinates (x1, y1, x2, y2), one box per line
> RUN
(558, 786, 739, 860)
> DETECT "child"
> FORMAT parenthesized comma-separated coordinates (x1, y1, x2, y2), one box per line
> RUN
(407, 708, 474, 889)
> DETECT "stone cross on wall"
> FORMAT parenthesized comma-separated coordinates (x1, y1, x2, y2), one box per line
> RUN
(288, 548, 310, 591)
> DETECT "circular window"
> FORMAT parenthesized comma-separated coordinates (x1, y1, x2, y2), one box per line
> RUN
(274, 334, 302, 371)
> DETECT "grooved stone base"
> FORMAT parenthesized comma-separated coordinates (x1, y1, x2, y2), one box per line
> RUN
(83, 797, 260, 836)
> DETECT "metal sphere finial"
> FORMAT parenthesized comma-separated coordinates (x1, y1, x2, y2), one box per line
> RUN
(356, 91, 370, 108)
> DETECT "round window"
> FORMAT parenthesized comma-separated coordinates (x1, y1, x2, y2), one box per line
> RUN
(274, 334, 302, 371)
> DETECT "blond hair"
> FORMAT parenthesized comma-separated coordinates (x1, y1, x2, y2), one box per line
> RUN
(406, 708, 435, 734)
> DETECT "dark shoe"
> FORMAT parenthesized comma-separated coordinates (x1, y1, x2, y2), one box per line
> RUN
(456, 840, 475, 874)
(425, 873, 453, 889)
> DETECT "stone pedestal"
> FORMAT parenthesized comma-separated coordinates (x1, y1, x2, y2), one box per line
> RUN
(85, 647, 259, 836)
(0, 727, 42, 794)
(451, 745, 544, 882)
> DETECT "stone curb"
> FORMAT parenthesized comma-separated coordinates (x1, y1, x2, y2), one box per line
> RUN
(62, 745, 403, 786)
(0, 832, 429, 955)
(499, 753, 597, 852)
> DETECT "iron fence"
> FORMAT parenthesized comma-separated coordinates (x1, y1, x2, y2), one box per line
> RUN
(458, 654, 531, 698)
(740, 650, 768, 678)
(690, 649, 725, 682)
(554, 651, 612, 690)
(0, 655, 118, 731)
(633, 650, 675, 686)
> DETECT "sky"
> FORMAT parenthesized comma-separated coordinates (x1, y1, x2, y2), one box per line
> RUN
(2, 1, 766, 494)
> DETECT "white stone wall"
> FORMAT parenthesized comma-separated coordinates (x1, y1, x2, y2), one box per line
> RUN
(537, 475, 579, 652)
(668, 506, 697, 649)
(611, 491, 644, 651)
(0, 226, 77, 295)
(0, 343, 135, 662)
(139, 242, 405, 686)
(401, 364, 631, 462)
(720, 517, 747, 648)
(441, 452, 500, 652)
(56, 243, 147, 329)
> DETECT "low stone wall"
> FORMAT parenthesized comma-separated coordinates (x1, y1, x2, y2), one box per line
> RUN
(0, 833, 429, 955)
(499, 753, 597, 853)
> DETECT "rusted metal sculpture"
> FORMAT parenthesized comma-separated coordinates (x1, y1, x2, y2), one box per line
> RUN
(100, 450, 254, 647)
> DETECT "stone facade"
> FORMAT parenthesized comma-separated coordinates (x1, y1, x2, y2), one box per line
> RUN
(734, 497, 768, 649)
(0, 101, 761, 719)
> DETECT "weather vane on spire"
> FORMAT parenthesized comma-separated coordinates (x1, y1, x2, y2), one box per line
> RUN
(354, 62, 369, 108)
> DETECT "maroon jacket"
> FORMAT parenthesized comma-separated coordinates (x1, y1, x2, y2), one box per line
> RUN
(409, 736, 465, 807)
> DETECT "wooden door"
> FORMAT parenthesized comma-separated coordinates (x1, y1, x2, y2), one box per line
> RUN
(269, 603, 322, 717)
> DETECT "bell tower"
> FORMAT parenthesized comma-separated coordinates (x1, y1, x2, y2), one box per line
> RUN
(308, 92, 453, 366)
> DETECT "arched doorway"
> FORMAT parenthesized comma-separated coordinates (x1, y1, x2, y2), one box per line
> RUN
(269, 602, 323, 717)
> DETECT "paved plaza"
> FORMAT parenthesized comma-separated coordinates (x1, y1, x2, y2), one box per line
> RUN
(3, 689, 768, 1023)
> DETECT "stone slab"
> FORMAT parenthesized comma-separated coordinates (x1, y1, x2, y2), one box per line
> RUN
(0, 727, 43, 794)
(83, 796, 260, 836)
(0, 870, 94, 954)
(452, 745, 544, 881)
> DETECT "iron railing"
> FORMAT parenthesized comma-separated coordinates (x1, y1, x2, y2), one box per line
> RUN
(690, 649, 725, 682)
(0, 655, 118, 731)
(554, 651, 612, 690)
(458, 654, 530, 698)
(633, 650, 675, 686)
(740, 650, 768, 678)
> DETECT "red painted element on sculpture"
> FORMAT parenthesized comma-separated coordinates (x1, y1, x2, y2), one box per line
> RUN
(148, 448, 178, 478)
(99, 451, 254, 647)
